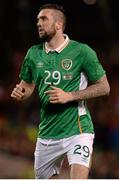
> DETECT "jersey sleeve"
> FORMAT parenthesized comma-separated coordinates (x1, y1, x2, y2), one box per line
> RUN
(19, 48, 33, 83)
(82, 45, 106, 83)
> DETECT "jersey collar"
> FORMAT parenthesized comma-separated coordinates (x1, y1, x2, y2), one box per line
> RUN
(45, 34, 70, 54)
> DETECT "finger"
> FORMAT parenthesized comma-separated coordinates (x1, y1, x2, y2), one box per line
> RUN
(11, 91, 23, 98)
(50, 86, 60, 90)
(49, 96, 58, 101)
(16, 84, 23, 91)
(11, 93, 22, 100)
(11, 93, 17, 98)
(50, 100, 59, 104)
(49, 93, 58, 97)
(14, 87, 24, 96)
(45, 90, 57, 94)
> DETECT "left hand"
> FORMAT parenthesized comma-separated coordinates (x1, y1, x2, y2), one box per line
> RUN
(45, 86, 73, 104)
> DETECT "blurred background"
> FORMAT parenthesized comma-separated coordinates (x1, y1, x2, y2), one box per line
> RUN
(0, 0, 119, 178)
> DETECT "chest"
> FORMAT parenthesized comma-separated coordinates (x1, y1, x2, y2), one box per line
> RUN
(32, 52, 83, 86)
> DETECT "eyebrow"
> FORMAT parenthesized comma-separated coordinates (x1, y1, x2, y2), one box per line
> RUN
(37, 15, 47, 20)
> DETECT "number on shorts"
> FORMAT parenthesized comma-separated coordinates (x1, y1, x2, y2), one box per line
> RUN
(74, 145, 90, 158)
(74, 145, 81, 155)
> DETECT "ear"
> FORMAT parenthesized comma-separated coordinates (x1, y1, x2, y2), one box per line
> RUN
(55, 21, 63, 30)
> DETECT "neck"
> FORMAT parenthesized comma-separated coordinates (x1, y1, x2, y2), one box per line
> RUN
(45, 32, 65, 50)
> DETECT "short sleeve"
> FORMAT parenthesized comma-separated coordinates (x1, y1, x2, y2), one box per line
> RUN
(19, 48, 33, 83)
(82, 45, 106, 83)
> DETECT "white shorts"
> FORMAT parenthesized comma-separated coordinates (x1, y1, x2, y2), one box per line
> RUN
(34, 133, 94, 179)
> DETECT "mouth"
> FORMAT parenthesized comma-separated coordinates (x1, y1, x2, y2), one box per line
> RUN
(38, 29, 45, 35)
(38, 28, 44, 32)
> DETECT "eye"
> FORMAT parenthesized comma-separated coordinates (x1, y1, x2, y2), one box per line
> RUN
(40, 16, 48, 21)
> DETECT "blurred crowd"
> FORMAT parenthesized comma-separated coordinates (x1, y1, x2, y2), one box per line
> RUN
(0, 0, 119, 178)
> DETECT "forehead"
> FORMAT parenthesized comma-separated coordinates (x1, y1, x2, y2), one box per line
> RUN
(37, 9, 56, 19)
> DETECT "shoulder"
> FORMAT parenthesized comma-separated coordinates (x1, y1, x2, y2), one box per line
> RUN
(70, 40, 95, 54)
(28, 43, 43, 52)
(80, 43, 96, 55)
(69, 40, 82, 48)
(25, 43, 43, 59)
(70, 40, 95, 56)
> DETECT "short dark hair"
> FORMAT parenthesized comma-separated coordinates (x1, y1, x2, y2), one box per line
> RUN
(39, 3, 65, 14)
(39, 4, 66, 30)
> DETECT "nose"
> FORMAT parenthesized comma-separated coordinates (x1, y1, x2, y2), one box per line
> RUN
(37, 18, 42, 27)
(37, 21, 40, 27)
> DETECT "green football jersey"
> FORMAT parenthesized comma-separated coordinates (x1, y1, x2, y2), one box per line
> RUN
(19, 40, 105, 139)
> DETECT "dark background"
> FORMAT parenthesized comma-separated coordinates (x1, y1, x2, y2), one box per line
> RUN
(0, 0, 119, 178)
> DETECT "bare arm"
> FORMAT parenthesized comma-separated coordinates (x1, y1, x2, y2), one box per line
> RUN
(11, 80, 35, 101)
(71, 75, 110, 101)
(45, 75, 110, 104)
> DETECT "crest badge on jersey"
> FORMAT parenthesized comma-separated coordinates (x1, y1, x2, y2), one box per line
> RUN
(61, 59, 72, 70)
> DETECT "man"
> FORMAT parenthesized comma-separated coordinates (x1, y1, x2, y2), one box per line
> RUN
(11, 4, 110, 179)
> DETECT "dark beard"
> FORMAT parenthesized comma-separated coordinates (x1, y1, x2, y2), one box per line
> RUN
(39, 34, 51, 43)
(39, 31, 56, 43)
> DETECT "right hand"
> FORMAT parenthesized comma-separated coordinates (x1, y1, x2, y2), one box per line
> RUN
(11, 84, 25, 101)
